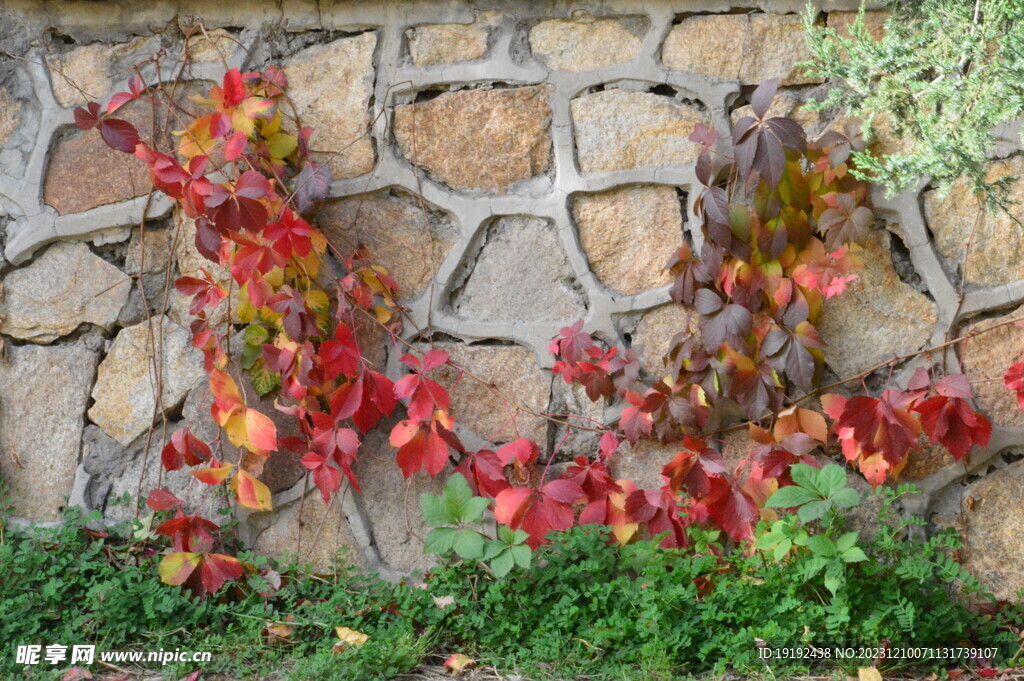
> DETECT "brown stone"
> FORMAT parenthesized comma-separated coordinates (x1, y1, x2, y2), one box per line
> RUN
(168, 211, 234, 330)
(0, 241, 130, 342)
(46, 38, 155, 108)
(432, 343, 551, 445)
(613, 438, 677, 490)
(572, 185, 684, 296)
(185, 28, 240, 63)
(962, 304, 1024, 428)
(393, 86, 552, 192)
(407, 22, 490, 66)
(529, 15, 648, 72)
(286, 33, 377, 180)
(0, 342, 98, 521)
(902, 439, 956, 480)
(631, 304, 699, 376)
(0, 88, 22, 147)
(319, 189, 457, 302)
(817, 231, 937, 379)
(924, 156, 1024, 288)
(89, 316, 205, 446)
(251, 491, 366, 572)
(954, 461, 1024, 601)
(452, 216, 586, 323)
(826, 11, 890, 41)
(571, 90, 709, 173)
(663, 13, 820, 86)
(126, 226, 172, 275)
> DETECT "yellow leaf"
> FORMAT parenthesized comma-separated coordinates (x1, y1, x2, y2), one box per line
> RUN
(332, 626, 369, 654)
(158, 551, 201, 586)
(444, 653, 476, 675)
(266, 132, 298, 161)
(261, 111, 283, 137)
(224, 411, 248, 448)
(858, 668, 883, 681)
(264, 622, 294, 645)
(233, 468, 273, 511)
(305, 289, 330, 314)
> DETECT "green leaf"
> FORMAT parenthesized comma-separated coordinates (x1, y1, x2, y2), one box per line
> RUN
(442, 474, 474, 523)
(423, 527, 457, 556)
(497, 525, 514, 543)
(797, 499, 832, 523)
(817, 464, 847, 497)
(489, 550, 514, 578)
(240, 343, 262, 370)
(789, 463, 823, 496)
(244, 324, 269, 346)
(773, 539, 793, 562)
(249, 363, 281, 396)
(462, 496, 490, 525)
(766, 485, 818, 509)
(420, 493, 452, 527)
(481, 540, 504, 561)
(823, 562, 845, 596)
(835, 531, 859, 553)
(452, 528, 484, 560)
(805, 535, 836, 558)
(842, 547, 868, 563)
(510, 544, 531, 569)
(831, 487, 860, 509)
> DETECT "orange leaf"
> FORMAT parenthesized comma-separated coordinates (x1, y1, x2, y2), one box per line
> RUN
(191, 462, 235, 485)
(246, 408, 278, 452)
(234, 468, 273, 510)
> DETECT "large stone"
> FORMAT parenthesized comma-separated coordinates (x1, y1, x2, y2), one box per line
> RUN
(663, 13, 820, 86)
(251, 490, 366, 572)
(452, 216, 585, 323)
(89, 316, 205, 446)
(0, 342, 98, 521)
(125, 226, 172, 275)
(529, 15, 648, 72)
(168, 213, 234, 330)
(571, 90, 708, 173)
(613, 438, 678, 490)
(46, 37, 158, 108)
(572, 185, 684, 295)
(353, 420, 446, 573)
(432, 343, 552, 445)
(631, 304, 700, 376)
(924, 156, 1024, 288)
(826, 11, 890, 42)
(817, 231, 937, 379)
(962, 304, 1024, 428)
(393, 86, 552, 193)
(407, 22, 490, 66)
(953, 461, 1024, 601)
(0, 241, 130, 342)
(319, 189, 457, 302)
(286, 33, 377, 180)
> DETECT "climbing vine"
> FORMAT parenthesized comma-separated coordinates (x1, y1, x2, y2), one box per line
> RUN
(77, 66, 1000, 595)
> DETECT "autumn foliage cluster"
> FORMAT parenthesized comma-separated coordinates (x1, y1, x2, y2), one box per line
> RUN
(76, 70, 1000, 595)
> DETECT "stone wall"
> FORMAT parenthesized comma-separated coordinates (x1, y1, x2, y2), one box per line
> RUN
(2, 0, 1024, 595)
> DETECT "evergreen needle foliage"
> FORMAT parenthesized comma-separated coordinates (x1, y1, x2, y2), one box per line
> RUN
(803, 0, 1024, 203)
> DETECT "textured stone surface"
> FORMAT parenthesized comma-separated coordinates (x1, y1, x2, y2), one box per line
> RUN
(354, 419, 446, 573)
(0, 342, 98, 521)
(168, 212, 233, 329)
(452, 216, 585, 323)
(613, 438, 676, 489)
(632, 304, 699, 376)
(817, 232, 937, 378)
(572, 185, 683, 295)
(46, 37, 156, 108)
(286, 33, 377, 179)
(529, 16, 647, 72)
(954, 462, 1024, 601)
(571, 90, 708, 173)
(184, 28, 239, 63)
(663, 13, 820, 86)
(320, 190, 457, 301)
(252, 491, 367, 571)
(826, 10, 890, 41)
(89, 316, 205, 446)
(924, 156, 1024, 288)
(407, 22, 489, 66)
(902, 439, 956, 480)
(0, 88, 22, 147)
(393, 86, 552, 192)
(962, 304, 1024, 428)
(126, 226, 172, 275)
(432, 343, 551, 445)
(0, 242, 130, 342)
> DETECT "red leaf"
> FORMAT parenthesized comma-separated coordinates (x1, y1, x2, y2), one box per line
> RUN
(161, 427, 212, 470)
(73, 101, 101, 130)
(222, 68, 246, 108)
(494, 480, 583, 548)
(146, 487, 183, 511)
(495, 438, 539, 466)
(913, 393, 991, 461)
(201, 552, 243, 594)
(455, 449, 510, 498)
(1006, 360, 1024, 410)
(98, 118, 141, 153)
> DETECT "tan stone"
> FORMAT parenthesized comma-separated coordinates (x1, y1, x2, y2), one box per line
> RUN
(663, 13, 820, 86)
(613, 438, 677, 490)
(453, 216, 585, 323)
(0, 343, 98, 521)
(0, 242, 130, 342)
(393, 86, 552, 193)
(126, 226, 172, 275)
(817, 231, 937, 379)
(251, 491, 366, 572)
(168, 212, 234, 329)
(571, 90, 708, 173)
(962, 304, 1024, 428)
(185, 28, 239, 63)
(319, 189, 457, 301)
(632, 304, 699, 376)
(924, 156, 1024, 288)
(89, 316, 205, 446)
(47, 37, 156, 107)
(955, 461, 1024, 601)
(529, 15, 647, 72)
(902, 439, 956, 480)
(432, 343, 551, 445)
(286, 33, 377, 180)
(572, 185, 683, 296)
(0, 88, 22, 147)
(826, 10, 890, 41)
(407, 23, 489, 66)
